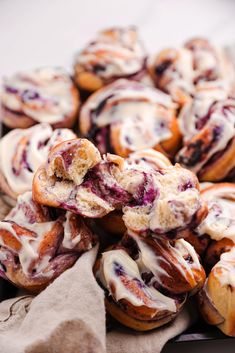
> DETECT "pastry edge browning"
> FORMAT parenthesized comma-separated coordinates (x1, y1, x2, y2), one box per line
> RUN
(105, 297, 180, 331)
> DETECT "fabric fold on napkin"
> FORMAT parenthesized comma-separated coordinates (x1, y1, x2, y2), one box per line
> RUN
(0, 246, 106, 353)
(107, 301, 197, 353)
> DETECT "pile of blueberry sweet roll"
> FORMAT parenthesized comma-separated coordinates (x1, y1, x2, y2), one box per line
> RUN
(0, 26, 235, 336)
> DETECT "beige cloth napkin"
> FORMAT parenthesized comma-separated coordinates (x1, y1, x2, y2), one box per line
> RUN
(0, 196, 196, 353)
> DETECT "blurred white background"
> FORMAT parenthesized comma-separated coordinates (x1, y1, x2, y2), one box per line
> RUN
(0, 0, 235, 78)
(0, 0, 235, 351)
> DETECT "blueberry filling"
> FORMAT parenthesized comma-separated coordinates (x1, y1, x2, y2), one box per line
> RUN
(38, 138, 50, 149)
(178, 125, 223, 167)
(91, 94, 114, 117)
(114, 261, 125, 276)
(184, 255, 193, 264)
(21, 89, 40, 102)
(121, 236, 140, 260)
(195, 112, 211, 130)
(22, 149, 33, 173)
(5, 86, 18, 94)
(12, 145, 32, 175)
(199, 136, 233, 175)
(130, 173, 158, 207)
(141, 271, 154, 285)
(154, 60, 172, 76)
(179, 181, 193, 192)
(92, 64, 106, 73)
(125, 135, 132, 146)
(60, 145, 77, 169)
(222, 104, 235, 117)
(83, 163, 131, 206)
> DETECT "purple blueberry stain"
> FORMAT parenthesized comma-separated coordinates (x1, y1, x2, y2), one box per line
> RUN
(21, 89, 40, 102)
(179, 181, 193, 192)
(114, 261, 125, 276)
(154, 60, 172, 76)
(5, 86, 19, 94)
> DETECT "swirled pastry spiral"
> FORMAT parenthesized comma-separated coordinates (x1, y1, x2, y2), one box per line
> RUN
(0, 192, 97, 292)
(74, 27, 147, 92)
(94, 232, 205, 331)
(0, 123, 76, 203)
(176, 85, 235, 181)
(1, 67, 80, 129)
(148, 38, 234, 105)
(79, 79, 181, 158)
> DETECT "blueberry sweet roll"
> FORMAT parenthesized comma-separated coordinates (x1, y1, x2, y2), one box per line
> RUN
(198, 247, 235, 336)
(74, 27, 147, 92)
(1, 67, 80, 129)
(176, 86, 235, 181)
(0, 192, 97, 292)
(0, 123, 76, 204)
(79, 79, 181, 158)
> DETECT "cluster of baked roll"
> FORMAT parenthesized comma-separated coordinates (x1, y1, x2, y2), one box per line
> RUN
(1, 26, 235, 336)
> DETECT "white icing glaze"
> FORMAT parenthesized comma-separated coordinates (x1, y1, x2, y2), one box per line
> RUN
(0, 212, 56, 276)
(156, 48, 194, 99)
(75, 27, 146, 79)
(173, 239, 201, 270)
(122, 165, 201, 234)
(81, 79, 176, 151)
(213, 247, 235, 287)
(151, 39, 234, 102)
(179, 84, 229, 140)
(178, 87, 235, 173)
(198, 185, 235, 241)
(62, 212, 81, 249)
(129, 232, 200, 285)
(99, 249, 176, 312)
(0, 123, 75, 195)
(128, 233, 170, 282)
(149, 166, 200, 233)
(125, 149, 172, 172)
(0, 192, 57, 277)
(1, 67, 76, 124)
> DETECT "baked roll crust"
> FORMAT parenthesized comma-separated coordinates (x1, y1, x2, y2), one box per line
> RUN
(74, 27, 147, 92)
(79, 79, 181, 158)
(148, 38, 234, 105)
(176, 85, 235, 181)
(32, 138, 207, 240)
(0, 192, 97, 292)
(199, 247, 235, 336)
(1, 67, 80, 129)
(0, 123, 76, 204)
(96, 149, 172, 236)
(94, 233, 205, 330)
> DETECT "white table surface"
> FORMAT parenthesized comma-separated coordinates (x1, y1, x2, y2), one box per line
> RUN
(0, 0, 235, 352)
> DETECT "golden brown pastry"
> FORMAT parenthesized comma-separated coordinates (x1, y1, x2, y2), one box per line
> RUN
(176, 84, 235, 181)
(0, 123, 76, 205)
(1, 67, 80, 129)
(96, 149, 172, 236)
(32, 138, 207, 240)
(74, 27, 147, 92)
(148, 38, 234, 105)
(198, 247, 235, 336)
(95, 232, 205, 331)
(0, 192, 97, 293)
(79, 79, 181, 158)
